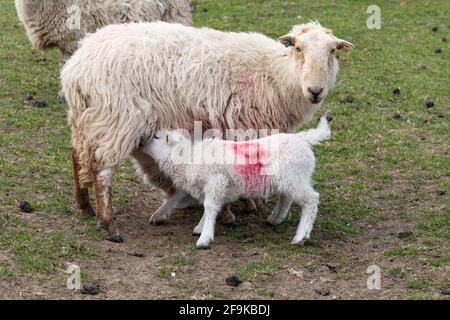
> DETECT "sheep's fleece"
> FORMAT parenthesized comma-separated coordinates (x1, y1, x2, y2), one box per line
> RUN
(15, 0, 192, 59)
(139, 115, 332, 248)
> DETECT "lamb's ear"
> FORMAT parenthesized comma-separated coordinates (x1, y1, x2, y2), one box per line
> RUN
(337, 39, 355, 51)
(279, 35, 295, 48)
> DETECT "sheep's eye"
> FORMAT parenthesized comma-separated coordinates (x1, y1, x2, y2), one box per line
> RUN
(296, 47, 302, 52)
(330, 49, 336, 54)
(154, 136, 160, 140)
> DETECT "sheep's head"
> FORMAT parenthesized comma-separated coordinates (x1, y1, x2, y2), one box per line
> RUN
(279, 22, 354, 104)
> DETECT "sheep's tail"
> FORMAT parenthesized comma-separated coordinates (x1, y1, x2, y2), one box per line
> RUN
(297, 113, 332, 146)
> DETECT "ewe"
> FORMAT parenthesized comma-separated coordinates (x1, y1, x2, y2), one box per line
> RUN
(141, 115, 332, 249)
(61, 21, 353, 242)
(15, 0, 192, 60)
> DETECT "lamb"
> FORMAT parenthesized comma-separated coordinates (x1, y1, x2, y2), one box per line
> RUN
(15, 0, 192, 60)
(140, 114, 332, 249)
(61, 21, 353, 242)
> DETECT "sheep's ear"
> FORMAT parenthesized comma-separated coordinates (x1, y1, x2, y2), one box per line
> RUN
(337, 39, 355, 51)
(279, 35, 295, 48)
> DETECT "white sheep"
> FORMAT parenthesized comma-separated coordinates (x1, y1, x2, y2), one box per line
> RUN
(15, 0, 192, 60)
(141, 114, 332, 248)
(61, 21, 353, 242)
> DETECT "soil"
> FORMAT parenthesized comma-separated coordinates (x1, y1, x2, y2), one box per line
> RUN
(0, 186, 434, 300)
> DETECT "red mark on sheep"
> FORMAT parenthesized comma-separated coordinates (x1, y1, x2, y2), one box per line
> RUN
(231, 142, 267, 193)
(238, 73, 255, 92)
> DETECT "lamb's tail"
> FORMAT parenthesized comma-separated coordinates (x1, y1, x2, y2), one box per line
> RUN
(297, 113, 332, 146)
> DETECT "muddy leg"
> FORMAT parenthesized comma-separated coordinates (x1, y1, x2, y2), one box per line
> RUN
(72, 148, 95, 216)
(93, 168, 123, 243)
(221, 205, 239, 227)
(243, 198, 259, 214)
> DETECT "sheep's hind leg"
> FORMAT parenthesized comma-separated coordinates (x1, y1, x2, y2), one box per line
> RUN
(243, 198, 259, 215)
(93, 167, 123, 243)
(292, 189, 319, 245)
(221, 205, 239, 227)
(72, 148, 94, 216)
(150, 188, 189, 225)
(267, 195, 293, 226)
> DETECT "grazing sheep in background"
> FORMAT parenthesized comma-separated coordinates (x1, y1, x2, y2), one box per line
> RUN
(61, 21, 353, 242)
(141, 114, 332, 248)
(15, 0, 192, 60)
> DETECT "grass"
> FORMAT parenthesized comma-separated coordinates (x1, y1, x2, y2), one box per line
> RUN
(0, 0, 449, 299)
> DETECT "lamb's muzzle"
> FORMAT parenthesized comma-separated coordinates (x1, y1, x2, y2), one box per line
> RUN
(141, 114, 332, 248)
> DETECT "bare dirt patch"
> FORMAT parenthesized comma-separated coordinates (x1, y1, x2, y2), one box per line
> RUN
(2, 186, 435, 300)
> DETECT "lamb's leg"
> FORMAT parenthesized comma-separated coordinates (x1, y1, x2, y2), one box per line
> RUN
(93, 167, 123, 243)
(267, 195, 294, 226)
(192, 214, 205, 236)
(72, 148, 94, 216)
(173, 193, 197, 210)
(292, 189, 319, 245)
(150, 188, 189, 225)
(196, 198, 223, 249)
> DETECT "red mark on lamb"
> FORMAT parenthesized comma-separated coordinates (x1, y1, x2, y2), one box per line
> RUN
(231, 142, 267, 193)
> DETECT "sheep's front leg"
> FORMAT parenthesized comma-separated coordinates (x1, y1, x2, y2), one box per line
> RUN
(196, 200, 222, 249)
(292, 189, 319, 245)
(93, 168, 123, 243)
(267, 195, 294, 226)
(150, 188, 189, 225)
(220, 205, 238, 227)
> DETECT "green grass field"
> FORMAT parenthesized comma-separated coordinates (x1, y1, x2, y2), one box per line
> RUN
(0, 0, 448, 299)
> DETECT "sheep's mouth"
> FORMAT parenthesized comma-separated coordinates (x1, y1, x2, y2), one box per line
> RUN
(309, 97, 323, 104)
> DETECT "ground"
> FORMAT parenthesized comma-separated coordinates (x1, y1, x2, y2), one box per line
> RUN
(0, 0, 448, 300)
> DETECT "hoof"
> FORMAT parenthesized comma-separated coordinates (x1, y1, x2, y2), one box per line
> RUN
(150, 219, 166, 226)
(223, 220, 239, 228)
(107, 235, 124, 243)
(247, 208, 260, 216)
(266, 218, 283, 226)
(81, 205, 95, 217)
(149, 213, 168, 225)
(196, 243, 211, 250)
(291, 238, 307, 246)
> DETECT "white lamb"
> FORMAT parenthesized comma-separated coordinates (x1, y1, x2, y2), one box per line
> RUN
(140, 114, 332, 249)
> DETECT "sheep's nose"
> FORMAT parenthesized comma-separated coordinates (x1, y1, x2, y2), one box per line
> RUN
(308, 87, 324, 98)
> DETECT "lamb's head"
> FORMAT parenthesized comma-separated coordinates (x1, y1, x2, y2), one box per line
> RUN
(144, 130, 189, 163)
(279, 22, 354, 104)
